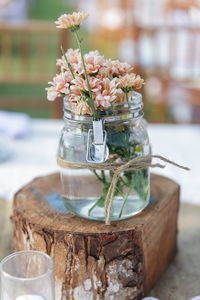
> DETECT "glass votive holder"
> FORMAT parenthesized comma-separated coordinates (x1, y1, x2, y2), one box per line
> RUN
(0, 250, 55, 300)
(142, 298, 160, 300)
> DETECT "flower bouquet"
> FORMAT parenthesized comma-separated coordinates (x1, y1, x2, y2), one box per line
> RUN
(46, 12, 151, 224)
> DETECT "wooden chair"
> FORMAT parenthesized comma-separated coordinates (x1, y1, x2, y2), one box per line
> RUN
(0, 21, 68, 118)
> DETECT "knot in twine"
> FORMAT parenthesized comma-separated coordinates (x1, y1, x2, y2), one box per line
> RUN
(57, 154, 190, 225)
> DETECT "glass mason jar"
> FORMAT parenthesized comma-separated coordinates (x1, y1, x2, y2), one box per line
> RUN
(58, 92, 151, 222)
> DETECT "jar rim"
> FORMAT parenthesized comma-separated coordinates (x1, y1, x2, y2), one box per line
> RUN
(63, 91, 144, 123)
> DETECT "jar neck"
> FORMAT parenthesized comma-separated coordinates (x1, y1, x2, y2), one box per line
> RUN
(63, 91, 144, 124)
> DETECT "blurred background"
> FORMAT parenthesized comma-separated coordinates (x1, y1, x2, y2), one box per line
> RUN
(0, 0, 200, 122)
(0, 0, 200, 121)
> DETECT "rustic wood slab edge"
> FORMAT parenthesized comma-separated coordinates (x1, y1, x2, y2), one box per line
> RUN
(13, 173, 180, 300)
(13, 173, 179, 234)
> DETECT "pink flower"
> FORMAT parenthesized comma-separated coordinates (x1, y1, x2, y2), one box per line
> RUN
(97, 67, 111, 79)
(68, 85, 81, 103)
(68, 87, 92, 115)
(103, 59, 133, 77)
(118, 74, 144, 90)
(46, 86, 59, 101)
(115, 89, 126, 103)
(55, 12, 89, 30)
(71, 76, 102, 93)
(46, 72, 70, 101)
(72, 100, 93, 115)
(66, 48, 80, 64)
(74, 50, 105, 75)
(56, 48, 80, 72)
(95, 78, 120, 109)
(54, 73, 70, 93)
(133, 75, 145, 89)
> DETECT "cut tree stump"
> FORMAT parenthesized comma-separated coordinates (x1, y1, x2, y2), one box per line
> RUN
(13, 173, 180, 300)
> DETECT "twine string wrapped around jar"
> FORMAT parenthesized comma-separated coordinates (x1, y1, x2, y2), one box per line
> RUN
(57, 154, 189, 225)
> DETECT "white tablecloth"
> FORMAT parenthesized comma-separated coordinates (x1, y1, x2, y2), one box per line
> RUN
(0, 120, 199, 205)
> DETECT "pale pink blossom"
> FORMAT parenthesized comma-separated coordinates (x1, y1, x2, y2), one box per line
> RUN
(56, 49, 80, 72)
(71, 76, 102, 93)
(68, 87, 92, 115)
(72, 100, 93, 115)
(68, 86, 81, 103)
(133, 75, 145, 89)
(55, 12, 89, 29)
(54, 73, 70, 94)
(95, 78, 120, 109)
(115, 89, 126, 103)
(103, 59, 133, 77)
(66, 48, 80, 64)
(97, 67, 111, 79)
(74, 50, 105, 75)
(46, 72, 70, 101)
(46, 86, 59, 101)
(118, 74, 144, 90)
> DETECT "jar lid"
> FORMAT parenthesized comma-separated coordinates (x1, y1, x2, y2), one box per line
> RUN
(63, 91, 144, 123)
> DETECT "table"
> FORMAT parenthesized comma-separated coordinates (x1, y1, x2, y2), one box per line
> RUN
(150, 203, 200, 300)
(0, 120, 199, 205)
(0, 120, 200, 299)
(0, 198, 12, 259)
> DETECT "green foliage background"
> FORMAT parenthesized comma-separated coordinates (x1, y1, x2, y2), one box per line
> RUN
(0, 0, 72, 118)
(30, 0, 71, 21)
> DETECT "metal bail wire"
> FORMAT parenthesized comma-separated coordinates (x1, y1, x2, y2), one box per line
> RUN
(86, 119, 109, 163)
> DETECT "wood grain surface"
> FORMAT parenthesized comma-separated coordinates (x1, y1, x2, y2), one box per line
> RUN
(1, 186, 200, 299)
(12, 173, 179, 299)
(12, 173, 179, 234)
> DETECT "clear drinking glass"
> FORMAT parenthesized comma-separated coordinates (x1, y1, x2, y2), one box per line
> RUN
(0, 251, 55, 300)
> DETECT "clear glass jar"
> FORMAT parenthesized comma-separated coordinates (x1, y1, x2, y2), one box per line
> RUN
(58, 92, 151, 222)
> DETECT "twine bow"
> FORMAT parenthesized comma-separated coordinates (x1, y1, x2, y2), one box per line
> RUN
(57, 154, 190, 225)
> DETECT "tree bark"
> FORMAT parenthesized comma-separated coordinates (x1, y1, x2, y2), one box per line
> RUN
(13, 173, 180, 300)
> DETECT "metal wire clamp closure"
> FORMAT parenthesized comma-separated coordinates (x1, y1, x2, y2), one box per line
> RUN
(86, 119, 109, 163)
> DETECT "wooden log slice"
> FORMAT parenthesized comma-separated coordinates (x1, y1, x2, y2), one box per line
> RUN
(13, 173, 180, 300)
